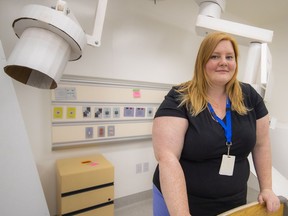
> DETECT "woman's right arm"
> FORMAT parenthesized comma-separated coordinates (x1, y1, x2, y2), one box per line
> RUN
(153, 116, 190, 216)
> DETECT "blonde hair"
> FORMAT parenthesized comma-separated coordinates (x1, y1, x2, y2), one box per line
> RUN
(177, 32, 248, 116)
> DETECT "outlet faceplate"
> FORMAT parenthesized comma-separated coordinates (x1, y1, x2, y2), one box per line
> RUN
(143, 162, 149, 172)
(85, 127, 93, 139)
(98, 126, 105, 137)
(136, 163, 142, 174)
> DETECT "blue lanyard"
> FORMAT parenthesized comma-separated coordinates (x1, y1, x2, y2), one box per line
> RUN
(208, 98, 232, 145)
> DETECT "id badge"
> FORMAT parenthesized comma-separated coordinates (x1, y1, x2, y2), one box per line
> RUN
(219, 155, 235, 176)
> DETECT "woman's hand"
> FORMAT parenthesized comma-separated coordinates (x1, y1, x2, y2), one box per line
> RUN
(258, 189, 280, 212)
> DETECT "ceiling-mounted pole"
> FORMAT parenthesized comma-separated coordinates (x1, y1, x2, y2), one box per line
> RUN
(86, 0, 108, 47)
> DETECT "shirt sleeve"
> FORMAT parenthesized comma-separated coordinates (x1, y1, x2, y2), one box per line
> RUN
(154, 86, 188, 119)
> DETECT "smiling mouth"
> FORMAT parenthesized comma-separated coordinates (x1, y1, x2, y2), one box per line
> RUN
(216, 70, 229, 72)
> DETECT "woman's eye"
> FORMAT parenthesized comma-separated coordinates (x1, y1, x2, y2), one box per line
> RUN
(210, 55, 220, 59)
(226, 56, 234, 61)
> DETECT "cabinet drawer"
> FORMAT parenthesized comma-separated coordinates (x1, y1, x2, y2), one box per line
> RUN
(67, 204, 114, 216)
(61, 185, 114, 214)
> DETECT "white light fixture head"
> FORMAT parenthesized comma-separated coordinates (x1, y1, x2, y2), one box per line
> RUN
(4, 4, 87, 89)
(194, 0, 273, 46)
(195, 0, 225, 18)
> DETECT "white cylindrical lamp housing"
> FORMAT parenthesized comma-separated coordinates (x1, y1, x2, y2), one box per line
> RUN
(243, 42, 262, 84)
(195, 0, 225, 18)
(4, 4, 87, 89)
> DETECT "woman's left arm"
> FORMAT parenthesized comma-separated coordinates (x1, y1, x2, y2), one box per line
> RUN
(252, 114, 280, 212)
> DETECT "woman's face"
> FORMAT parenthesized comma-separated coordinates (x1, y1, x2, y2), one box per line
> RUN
(205, 40, 236, 87)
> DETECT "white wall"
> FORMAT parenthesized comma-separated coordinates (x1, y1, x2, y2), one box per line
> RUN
(263, 19, 288, 122)
(1, 1, 288, 215)
(0, 42, 50, 216)
(64, 0, 201, 84)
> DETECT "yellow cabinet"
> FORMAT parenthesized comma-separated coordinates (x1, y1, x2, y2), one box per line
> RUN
(56, 154, 114, 216)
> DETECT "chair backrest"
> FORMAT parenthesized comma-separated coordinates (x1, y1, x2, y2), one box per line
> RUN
(218, 196, 288, 216)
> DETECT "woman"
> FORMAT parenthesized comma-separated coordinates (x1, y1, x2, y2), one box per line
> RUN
(152, 32, 280, 216)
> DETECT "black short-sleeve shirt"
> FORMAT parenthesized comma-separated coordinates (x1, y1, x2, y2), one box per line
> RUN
(153, 83, 268, 216)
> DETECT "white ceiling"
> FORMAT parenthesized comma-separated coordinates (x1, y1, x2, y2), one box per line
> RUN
(225, 0, 287, 27)
(0, 0, 286, 41)
(146, 0, 287, 30)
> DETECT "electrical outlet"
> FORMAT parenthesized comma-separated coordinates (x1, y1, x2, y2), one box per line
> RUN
(54, 87, 76, 100)
(53, 107, 63, 119)
(65, 87, 77, 100)
(103, 107, 111, 118)
(85, 127, 93, 139)
(143, 162, 149, 172)
(136, 163, 142, 174)
(107, 125, 115, 137)
(66, 107, 76, 119)
(135, 107, 145, 117)
(98, 126, 105, 137)
(113, 107, 120, 118)
(124, 107, 134, 117)
(82, 106, 91, 118)
(94, 107, 103, 118)
(147, 107, 154, 118)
